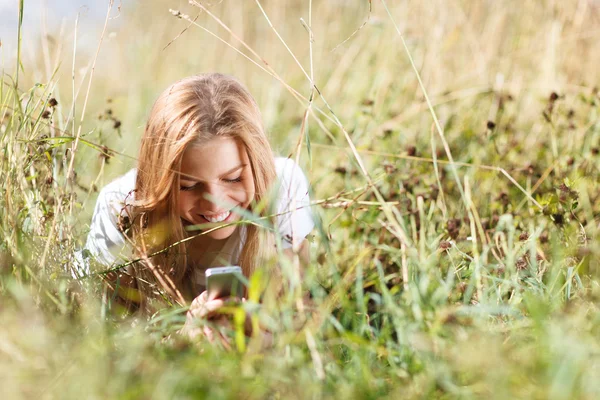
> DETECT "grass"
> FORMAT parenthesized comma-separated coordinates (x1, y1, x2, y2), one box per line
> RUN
(1, 0, 600, 398)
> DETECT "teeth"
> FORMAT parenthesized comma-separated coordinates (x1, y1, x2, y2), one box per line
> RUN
(203, 210, 230, 223)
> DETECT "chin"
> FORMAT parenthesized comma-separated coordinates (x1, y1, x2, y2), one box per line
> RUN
(206, 225, 237, 240)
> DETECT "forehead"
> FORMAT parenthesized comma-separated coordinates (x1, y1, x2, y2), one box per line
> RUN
(179, 137, 248, 181)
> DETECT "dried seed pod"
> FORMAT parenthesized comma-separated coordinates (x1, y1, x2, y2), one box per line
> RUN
(429, 184, 439, 199)
(519, 232, 529, 241)
(497, 192, 510, 207)
(99, 145, 113, 163)
(334, 166, 347, 175)
(383, 162, 396, 174)
(446, 218, 462, 240)
(439, 241, 452, 250)
(552, 213, 565, 225)
(516, 257, 528, 270)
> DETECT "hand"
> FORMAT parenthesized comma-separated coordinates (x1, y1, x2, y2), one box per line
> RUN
(180, 291, 233, 348)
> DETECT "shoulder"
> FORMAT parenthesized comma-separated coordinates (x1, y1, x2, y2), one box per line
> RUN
(98, 168, 137, 202)
(91, 168, 137, 232)
(83, 169, 137, 268)
(95, 169, 137, 213)
(274, 157, 309, 188)
(272, 157, 314, 247)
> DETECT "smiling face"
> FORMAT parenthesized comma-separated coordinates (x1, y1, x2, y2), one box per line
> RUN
(178, 136, 255, 240)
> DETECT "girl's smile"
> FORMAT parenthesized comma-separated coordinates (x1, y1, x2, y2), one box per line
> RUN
(178, 136, 255, 240)
(200, 210, 233, 223)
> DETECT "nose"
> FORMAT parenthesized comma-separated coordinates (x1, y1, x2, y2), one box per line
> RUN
(196, 182, 226, 213)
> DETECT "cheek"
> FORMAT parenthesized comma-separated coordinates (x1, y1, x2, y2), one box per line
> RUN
(177, 193, 194, 216)
(242, 182, 255, 206)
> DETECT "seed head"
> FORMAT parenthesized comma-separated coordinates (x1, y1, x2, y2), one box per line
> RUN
(41, 110, 51, 119)
(446, 218, 462, 240)
(552, 213, 565, 225)
(497, 192, 510, 207)
(429, 184, 439, 199)
(99, 145, 113, 163)
(439, 241, 452, 250)
(526, 164, 535, 175)
(48, 98, 58, 107)
(486, 120, 496, 130)
(558, 183, 570, 193)
(383, 162, 396, 174)
(519, 232, 529, 241)
(334, 166, 347, 175)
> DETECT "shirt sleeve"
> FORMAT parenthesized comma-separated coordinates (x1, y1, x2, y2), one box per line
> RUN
(72, 170, 136, 277)
(274, 158, 315, 249)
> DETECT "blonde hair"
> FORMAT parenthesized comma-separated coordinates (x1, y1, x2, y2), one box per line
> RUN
(130, 73, 276, 309)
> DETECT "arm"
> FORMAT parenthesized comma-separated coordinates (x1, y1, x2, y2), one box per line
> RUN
(182, 240, 312, 346)
(282, 239, 310, 272)
(78, 170, 139, 314)
(282, 238, 313, 307)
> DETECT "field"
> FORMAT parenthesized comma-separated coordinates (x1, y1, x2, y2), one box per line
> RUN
(1, 0, 600, 398)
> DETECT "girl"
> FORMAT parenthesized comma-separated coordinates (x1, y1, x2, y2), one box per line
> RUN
(77, 73, 314, 341)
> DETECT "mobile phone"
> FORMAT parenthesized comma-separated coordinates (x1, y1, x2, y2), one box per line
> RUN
(205, 266, 246, 300)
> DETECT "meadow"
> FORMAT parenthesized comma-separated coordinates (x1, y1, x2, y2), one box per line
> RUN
(1, 0, 600, 398)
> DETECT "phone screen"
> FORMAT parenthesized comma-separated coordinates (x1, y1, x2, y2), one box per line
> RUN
(205, 266, 245, 300)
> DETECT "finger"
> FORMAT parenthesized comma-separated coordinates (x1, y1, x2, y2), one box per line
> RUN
(214, 323, 232, 350)
(203, 299, 227, 318)
(203, 326, 214, 343)
(219, 332, 232, 351)
(213, 315, 232, 328)
(222, 296, 242, 307)
(191, 298, 225, 319)
(188, 291, 209, 317)
(190, 291, 208, 307)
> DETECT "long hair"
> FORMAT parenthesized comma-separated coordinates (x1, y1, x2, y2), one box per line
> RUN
(129, 73, 277, 309)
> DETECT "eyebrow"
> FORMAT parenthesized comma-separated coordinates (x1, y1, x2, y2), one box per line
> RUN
(179, 164, 246, 182)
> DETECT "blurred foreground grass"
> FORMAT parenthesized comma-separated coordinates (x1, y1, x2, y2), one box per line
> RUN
(1, 0, 600, 398)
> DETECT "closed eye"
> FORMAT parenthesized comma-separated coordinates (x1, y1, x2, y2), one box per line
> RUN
(180, 177, 241, 191)
(223, 176, 242, 183)
(179, 184, 198, 191)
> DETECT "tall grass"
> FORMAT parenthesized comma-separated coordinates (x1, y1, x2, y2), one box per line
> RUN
(1, 0, 600, 398)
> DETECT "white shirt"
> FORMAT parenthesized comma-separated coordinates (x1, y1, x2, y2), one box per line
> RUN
(74, 157, 314, 278)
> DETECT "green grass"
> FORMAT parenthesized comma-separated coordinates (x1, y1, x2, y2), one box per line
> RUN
(1, 0, 600, 398)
